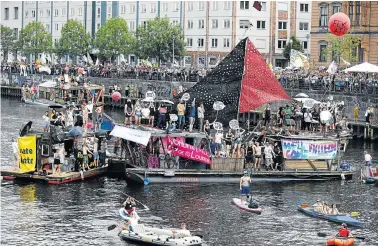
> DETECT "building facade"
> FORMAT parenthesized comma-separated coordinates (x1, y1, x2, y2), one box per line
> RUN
(310, 1, 378, 67)
(1, 1, 311, 68)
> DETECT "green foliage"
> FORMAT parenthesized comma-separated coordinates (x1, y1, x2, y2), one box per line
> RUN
(94, 17, 135, 59)
(283, 36, 303, 60)
(17, 21, 52, 55)
(56, 20, 91, 58)
(135, 17, 185, 63)
(322, 34, 361, 63)
(1, 25, 17, 59)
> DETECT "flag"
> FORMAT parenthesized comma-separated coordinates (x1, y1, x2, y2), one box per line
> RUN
(40, 53, 47, 65)
(82, 54, 88, 63)
(340, 57, 351, 66)
(253, 1, 262, 11)
(17, 53, 22, 62)
(327, 61, 338, 74)
(7, 52, 14, 63)
(120, 54, 126, 64)
(45, 53, 51, 63)
(39, 65, 51, 74)
(95, 58, 99, 66)
(290, 49, 309, 68)
(87, 53, 93, 65)
(177, 38, 290, 125)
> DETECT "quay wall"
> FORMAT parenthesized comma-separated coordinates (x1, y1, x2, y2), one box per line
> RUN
(1, 73, 377, 121)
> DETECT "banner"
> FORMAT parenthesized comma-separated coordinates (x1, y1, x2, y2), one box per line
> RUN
(290, 49, 309, 69)
(110, 125, 151, 146)
(18, 135, 37, 172)
(281, 139, 338, 160)
(166, 136, 211, 165)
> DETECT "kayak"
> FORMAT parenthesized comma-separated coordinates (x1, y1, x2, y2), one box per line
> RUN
(298, 205, 362, 227)
(119, 208, 140, 221)
(232, 198, 263, 214)
(119, 224, 202, 246)
(327, 237, 355, 246)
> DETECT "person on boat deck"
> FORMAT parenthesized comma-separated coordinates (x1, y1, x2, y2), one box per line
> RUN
(123, 197, 136, 215)
(337, 223, 353, 238)
(364, 151, 372, 166)
(121, 211, 139, 232)
(329, 204, 341, 215)
(240, 171, 252, 203)
(51, 109, 57, 119)
(313, 200, 323, 213)
(42, 111, 49, 132)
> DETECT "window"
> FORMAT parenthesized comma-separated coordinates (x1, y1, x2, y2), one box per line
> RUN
(151, 3, 156, 13)
(319, 5, 328, 27)
(302, 41, 308, 50)
(141, 4, 146, 13)
(173, 2, 179, 11)
(32, 10, 36, 18)
(319, 44, 327, 62)
(197, 38, 204, 47)
(172, 20, 179, 26)
(299, 22, 308, 31)
(162, 3, 168, 12)
(97, 23, 100, 30)
(187, 38, 193, 47)
(54, 39, 58, 46)
(130, 4, 136, 13)
(240, 1, 249, 9)
(142, 21, 147, 29)
(120, 5, 125, 14)
(277, 2, 288, 11)
(55, 23, 59, 31)
(356, 1, 361, 26)
(211, 38, 218, 48)
(78, 7, 83, 16)
(277, 39, 287, 49)
(39, 10, 43, 17)
(349, 1, 354, 25)
(224, 19, 230, 29)
(212, 1, 218, 10)
(129, 21, 135, 30)
(212, 19, 218, 28)
(187, 20, 193, 29)
(239, 20, 251, 29)
(62, 8, 66, 16)
(25, 11, 29, 18)
(300, 3, 308, 12)
(107, 6, 112, 18)
(224, 1, 231, 10)
(45, 24, 50, 32)
(257, 21, 265, 29)
(198, 19, 204, 29)
(223, 38, 230, 48)
(97, 7, 100, 17)
(278, 21, 287, 30)
(261, 2, 267, 11)
(13, 28, 18, 39)
(4, 8, 9, 20)
(70, 8, 75, 16)
(332, 5, 340, 14)
(199, 2, 205, 11)
(187, 2, 193, 11)
(14, 7, 19, 19)
(255, 39, 265, 49)
(46, 9, 50, 17)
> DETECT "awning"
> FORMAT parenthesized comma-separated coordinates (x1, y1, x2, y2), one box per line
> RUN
(38, 80, 57, 88)
(110, 125, 151, 146)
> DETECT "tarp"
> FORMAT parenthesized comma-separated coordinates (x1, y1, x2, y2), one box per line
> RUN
(110, 125, 151, 146)
(281, 139, 338, 160)
(166, 136, 211, 165)
(18, 135, 37, 172)
(38, 80, 57, 88)
(343, 62, 378, 73)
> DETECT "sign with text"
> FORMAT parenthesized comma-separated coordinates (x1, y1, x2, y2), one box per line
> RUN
(281, 139, 338, 160)
(18, 135, 37, 172)
(166, 136, 211, 165)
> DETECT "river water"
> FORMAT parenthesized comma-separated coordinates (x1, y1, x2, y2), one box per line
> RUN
(1, 98, 377, 246)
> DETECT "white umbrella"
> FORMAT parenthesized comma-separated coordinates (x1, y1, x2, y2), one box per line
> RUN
(294, 98, 321, 108)
(294, 93, 309, 98)
(343, 62, 378, 73)
(160, 100, 174, 104)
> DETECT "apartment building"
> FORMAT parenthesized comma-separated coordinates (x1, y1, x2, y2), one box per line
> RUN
(1, 1, 311, 68)
(310, 1, 378, 66)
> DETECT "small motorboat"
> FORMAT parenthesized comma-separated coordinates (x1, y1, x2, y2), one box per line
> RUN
(119, 224, 202, 246)
(298, 204, 362, 227)
(327, 237, 355, 246)
(232, 198, 263, 214)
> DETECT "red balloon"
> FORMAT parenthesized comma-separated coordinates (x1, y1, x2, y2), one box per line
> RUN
(112, 91, 121, 101)
(329, 12, 350, 36)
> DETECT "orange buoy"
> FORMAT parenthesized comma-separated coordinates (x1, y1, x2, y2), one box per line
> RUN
(327, 237, 354, 246)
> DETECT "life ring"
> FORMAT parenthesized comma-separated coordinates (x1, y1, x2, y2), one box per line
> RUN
(327, 237, 355, 246)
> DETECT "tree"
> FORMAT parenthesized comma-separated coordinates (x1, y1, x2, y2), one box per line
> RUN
(94, 17, 135, 60)
(321, 34, 360, 63)
(17, 21, 52, 56)
(0, 25, 17, 61)
(282, 36, 303, 60)
(55, 20, 91, 59)
(135, 17, 185, 64)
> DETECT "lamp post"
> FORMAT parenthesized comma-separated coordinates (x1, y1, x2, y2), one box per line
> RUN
(172, 35, 175, 65)
(306, 34, 310, 60)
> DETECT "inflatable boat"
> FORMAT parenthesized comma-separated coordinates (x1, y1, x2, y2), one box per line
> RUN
(119, 224, 202, 246)
(327, 237, 355, 246)
(232, 198, 263, 214)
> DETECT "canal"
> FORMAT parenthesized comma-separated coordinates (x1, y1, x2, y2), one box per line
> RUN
(1, 98, 377, 246)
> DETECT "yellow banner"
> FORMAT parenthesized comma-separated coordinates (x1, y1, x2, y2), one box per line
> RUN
(18, 135, 37, 172)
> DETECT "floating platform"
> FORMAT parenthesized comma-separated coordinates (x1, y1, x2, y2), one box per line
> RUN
(1, 166, 108, 185)
(125, 168, 353, 185)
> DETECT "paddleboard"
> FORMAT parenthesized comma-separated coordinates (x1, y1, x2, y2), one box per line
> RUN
(232, 198, 263, 214)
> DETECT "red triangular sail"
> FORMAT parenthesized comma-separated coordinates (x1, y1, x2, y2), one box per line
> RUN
(239, 40, 291, 113)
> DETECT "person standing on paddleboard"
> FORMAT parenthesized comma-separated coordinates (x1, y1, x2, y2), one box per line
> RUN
(240, 171, 251, 204)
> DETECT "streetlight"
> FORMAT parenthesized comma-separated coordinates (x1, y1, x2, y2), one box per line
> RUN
(306, 34, 310, 60)
(172, 35, 175, 65)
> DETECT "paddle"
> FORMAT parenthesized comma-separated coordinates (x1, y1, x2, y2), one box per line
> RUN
(108, 224, 119, 231)
(317, 232, 366, 240)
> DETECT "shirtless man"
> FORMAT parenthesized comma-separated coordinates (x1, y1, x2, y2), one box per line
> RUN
(240, 171, 252, 203)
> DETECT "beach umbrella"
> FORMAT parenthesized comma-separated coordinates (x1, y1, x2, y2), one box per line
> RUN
(68, 126, 83, 136)
(294, 93, 309, 98)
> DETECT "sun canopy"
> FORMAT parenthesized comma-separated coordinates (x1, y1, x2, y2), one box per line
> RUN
(343, 62, 378, 73)
(38, 80, 57, 88)
(110, 125, 151, 146)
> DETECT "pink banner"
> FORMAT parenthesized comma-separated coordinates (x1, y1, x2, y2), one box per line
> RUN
(166, 136, 212, 165)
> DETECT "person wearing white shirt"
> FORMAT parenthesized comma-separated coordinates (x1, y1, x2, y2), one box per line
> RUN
(303, 109, 312, 131)
(197, 103, 205, 132)
(264, 142, 276, 170)
(86, 102, 93, 121)
(364, 151, 372, 166)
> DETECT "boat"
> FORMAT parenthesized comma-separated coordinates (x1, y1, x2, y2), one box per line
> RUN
(361, 166, 378, 184)
(298, 205, 362, 227)
(327, 237, 355, 246)
(119, 224, 202, 246)
(232, 198, 263, 214)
